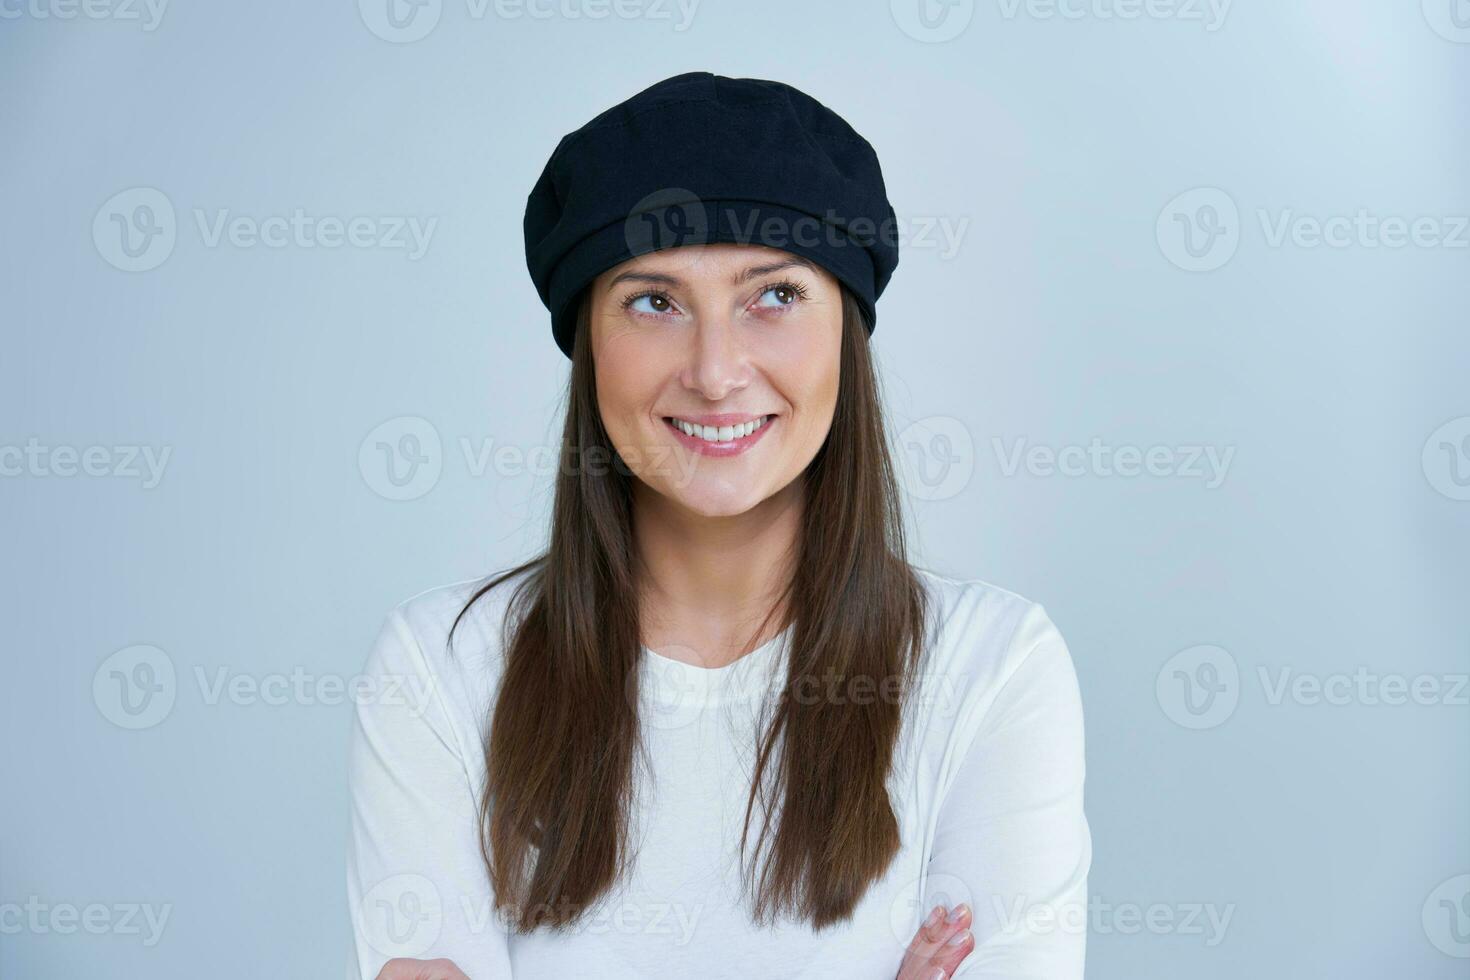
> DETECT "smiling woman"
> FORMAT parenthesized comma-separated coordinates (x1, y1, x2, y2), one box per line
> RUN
(591, 246, 842, 513)
(346, 70, 1090, 980)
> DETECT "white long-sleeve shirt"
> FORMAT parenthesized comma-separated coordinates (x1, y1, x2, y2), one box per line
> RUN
(346, 566, 1091, 979)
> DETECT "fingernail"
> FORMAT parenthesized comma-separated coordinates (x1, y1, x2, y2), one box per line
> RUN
(946, 928, 971, 946)
(946, 903, 969, 923)
(925, 969, 947, 980)
(924, 905, 943, 927)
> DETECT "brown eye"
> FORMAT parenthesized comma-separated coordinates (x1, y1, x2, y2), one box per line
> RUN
(754, 282, 808, 309)
(627, 293, 673, 314)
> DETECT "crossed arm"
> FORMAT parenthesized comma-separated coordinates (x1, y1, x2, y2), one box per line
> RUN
(346, 605, 1089, 979)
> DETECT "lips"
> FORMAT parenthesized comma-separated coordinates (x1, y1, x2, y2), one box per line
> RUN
(661, 414, 776, 458)
(664, 414, 773, 443)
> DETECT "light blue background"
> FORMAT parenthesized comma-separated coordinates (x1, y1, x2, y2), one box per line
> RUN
(2, 0, 1467, 976)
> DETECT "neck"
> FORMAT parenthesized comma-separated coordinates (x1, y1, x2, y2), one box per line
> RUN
(631, 479, 801, 657)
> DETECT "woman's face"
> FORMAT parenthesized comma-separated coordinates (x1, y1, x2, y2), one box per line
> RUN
(588, 243, 843, 518)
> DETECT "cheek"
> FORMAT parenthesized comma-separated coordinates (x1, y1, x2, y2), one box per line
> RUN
(594, 329, 666, 443)
(794, 367, 840, 446)
(779, 312, 841, 405)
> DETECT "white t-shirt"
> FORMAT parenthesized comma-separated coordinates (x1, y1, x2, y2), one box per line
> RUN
(346, 566, 1091, 979)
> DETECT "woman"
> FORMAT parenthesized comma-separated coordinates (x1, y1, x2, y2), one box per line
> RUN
(347, 71, 1090, 980)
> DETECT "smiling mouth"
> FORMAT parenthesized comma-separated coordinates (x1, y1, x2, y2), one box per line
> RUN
(662, 415, 775, 445)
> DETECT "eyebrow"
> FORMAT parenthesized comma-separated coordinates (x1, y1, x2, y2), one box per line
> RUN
(604, 256, 818, 292)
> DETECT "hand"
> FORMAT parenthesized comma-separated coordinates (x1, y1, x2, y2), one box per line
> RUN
(368, 909, 974, 980)
(375, 958, 471, 980)
(896, 902, 975, 980)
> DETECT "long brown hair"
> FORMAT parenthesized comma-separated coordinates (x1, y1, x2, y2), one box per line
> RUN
(450, 283, 931, 933)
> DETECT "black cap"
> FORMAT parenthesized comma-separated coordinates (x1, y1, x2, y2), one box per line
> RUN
(523, 71, 900, 358)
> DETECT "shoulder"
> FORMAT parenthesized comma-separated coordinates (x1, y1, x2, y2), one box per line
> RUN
(387, 563, 536, 658)
(907, 565, 1081, 748)
(361, 563, 539, 732)
(912, 564, 1069, 678)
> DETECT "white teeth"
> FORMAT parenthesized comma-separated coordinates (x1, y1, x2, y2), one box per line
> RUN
(669, 415, 770, 444)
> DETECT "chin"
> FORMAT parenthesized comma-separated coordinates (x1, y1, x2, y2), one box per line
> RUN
(666, 481, 765, 519)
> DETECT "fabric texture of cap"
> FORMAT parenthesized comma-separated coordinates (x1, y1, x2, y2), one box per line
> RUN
(523, 71, 900, 358)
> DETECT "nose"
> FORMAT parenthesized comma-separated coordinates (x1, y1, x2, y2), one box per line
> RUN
(681, 310, 751, 401)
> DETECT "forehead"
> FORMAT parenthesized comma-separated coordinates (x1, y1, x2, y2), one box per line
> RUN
(593, 243, 825, 289)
